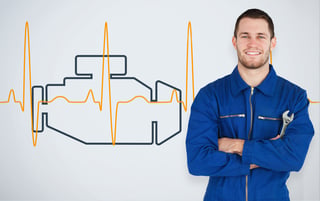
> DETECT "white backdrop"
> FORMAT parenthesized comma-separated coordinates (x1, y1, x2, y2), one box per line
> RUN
(0, 0, 319, 200)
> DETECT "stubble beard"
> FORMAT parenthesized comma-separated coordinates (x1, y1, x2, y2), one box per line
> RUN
(237, 48, 270, 70)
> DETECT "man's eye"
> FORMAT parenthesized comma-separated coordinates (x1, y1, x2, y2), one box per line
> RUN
(258, 36, 266, 39)
(241, 36, 248, 38)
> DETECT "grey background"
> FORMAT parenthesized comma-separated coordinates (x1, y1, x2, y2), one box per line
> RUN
(0, 0, 319, 200)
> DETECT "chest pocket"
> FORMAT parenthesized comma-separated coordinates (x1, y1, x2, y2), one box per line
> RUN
(219, 114, 247, 139)
(254, 114, 282, 139)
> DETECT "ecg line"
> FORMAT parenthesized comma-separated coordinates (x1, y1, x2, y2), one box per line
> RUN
(0, 21, 195, 146)
(1, 21, 318, 146)
(34, 22, 194, 146)
(184, 21, 195, 111)
(0, 22, 32, 111)
(0, 21, 35, 145)
(309, 99, 320, 104)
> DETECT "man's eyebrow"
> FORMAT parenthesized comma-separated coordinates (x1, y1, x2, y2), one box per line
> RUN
(239, 32, 249, 35)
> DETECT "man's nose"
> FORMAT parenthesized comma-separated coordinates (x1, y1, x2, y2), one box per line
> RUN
(247, 37, 259, 47)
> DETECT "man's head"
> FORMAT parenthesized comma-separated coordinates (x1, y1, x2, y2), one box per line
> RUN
(234, 9, 275, 39)
(232, 8, 276, 70)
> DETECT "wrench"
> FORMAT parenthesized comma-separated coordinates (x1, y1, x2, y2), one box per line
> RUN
(279, 110, 294, 138)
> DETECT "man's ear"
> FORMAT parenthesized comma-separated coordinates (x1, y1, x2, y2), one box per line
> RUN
(270, 36, 277, 51)
(232, 36, 237, 50)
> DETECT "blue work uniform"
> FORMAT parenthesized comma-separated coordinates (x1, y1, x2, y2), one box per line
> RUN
(186, 65, 314, 201)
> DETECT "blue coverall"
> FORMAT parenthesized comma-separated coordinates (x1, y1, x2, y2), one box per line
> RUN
(186, 65, 314, 201)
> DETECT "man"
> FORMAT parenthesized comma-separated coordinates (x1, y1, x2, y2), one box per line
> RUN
(186, 8, 314, 201)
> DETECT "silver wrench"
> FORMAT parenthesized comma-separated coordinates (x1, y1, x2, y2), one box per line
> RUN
(279, 110, 294, 138)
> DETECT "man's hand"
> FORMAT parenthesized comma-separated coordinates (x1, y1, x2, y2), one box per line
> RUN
(250, 164, 259, 169)
(270, 135, 281, 140)
(218, 138, 245, 156)
(218, 135, 280, 155)
(218, 135, 281, 170)
(218, 138, 259, 169)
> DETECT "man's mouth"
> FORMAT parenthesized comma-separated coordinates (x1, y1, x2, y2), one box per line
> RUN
(245, 51, 262, 56)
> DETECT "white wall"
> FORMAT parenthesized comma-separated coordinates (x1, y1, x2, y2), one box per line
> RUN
(0, 0, 318, 200)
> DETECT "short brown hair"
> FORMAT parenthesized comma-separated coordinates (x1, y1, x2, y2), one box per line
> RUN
(234, 8, 275, 39)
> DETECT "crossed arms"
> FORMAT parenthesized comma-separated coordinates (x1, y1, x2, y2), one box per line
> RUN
(186, 87, 314, 177)
(218, 135, 280, 170)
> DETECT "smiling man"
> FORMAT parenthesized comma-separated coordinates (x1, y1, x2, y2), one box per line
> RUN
(186, 9, 314, 201)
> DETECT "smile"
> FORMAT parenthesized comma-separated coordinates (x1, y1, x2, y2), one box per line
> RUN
(245, 51, 261, 56)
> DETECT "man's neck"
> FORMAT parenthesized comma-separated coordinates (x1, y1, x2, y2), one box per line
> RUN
(237, 63, 270, 87)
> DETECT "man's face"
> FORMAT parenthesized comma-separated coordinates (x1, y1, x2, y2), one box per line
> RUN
(232, 17, 276, 70)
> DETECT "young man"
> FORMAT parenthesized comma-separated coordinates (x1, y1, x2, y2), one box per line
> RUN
(186, 8, 314, 201)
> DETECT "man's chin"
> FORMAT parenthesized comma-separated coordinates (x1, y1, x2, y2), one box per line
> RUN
(239, 59, 269, 70)
(243, 65, 263, 69)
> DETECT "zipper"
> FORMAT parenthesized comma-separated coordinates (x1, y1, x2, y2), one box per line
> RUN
(258, 116, 282, 121)
(246, 176, 248, 201)
(248, 87, 254, 140)
(220, 114, 245, 118)
(246, 87, 254, 201)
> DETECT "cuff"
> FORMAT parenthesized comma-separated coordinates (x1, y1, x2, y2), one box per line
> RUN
(231, 154, 251, 175)
(242, 140, 255, 164)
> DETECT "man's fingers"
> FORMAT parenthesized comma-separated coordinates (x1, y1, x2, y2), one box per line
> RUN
(250, 164, 259, 169)
(270, 135, 281, 140)
(218, 138, 244, 155)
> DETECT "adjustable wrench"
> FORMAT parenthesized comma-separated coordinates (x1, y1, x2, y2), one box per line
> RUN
(279, 110, 294, 138)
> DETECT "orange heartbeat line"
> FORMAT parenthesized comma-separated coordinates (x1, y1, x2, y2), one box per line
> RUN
(0, 21, 195, 146)
(0, 22, 32, 111)
(1, 22, 318, 146)
(0, 22, 35, 145)
(308, 99, 320, 104)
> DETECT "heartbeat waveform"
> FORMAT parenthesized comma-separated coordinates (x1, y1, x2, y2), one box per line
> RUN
(0, 21, 195, 146)
(0, 21, 318, 146)
(0, 21, 36, 145)
(309, 99, 320, 104)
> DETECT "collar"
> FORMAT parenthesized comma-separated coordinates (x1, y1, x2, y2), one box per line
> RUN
(230, 64, 277, 97)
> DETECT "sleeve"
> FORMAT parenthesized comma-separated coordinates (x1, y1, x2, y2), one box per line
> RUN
(242, 90, 314, 172)
(186, 86, 250, 177)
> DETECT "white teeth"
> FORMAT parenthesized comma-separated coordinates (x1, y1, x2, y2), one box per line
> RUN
(246, 52, 260, 55)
